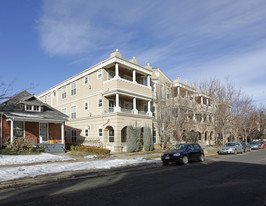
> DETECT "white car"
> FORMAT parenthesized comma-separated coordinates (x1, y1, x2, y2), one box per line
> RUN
(219, 142, 243, 154)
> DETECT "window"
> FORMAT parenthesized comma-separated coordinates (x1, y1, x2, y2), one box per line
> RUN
(98, 98, 102, 107)
(84, 102, 88, 110)
(13, 121, 24, 137)
(62, 86, 66, 99)
(33, 106, 39, 111)
(71, 82, 76, 96)
(25, 105, 32, 111)
(71, 106, 76, 119)
(108, 71, 115, 80)
(62, 108, 67, 114)
(153, 127, 157, 143)
(167, 88, 170, 99)
(84, 76, 88, 84)
(44, 96, 47, 103)
(97, 69, 102, 79)
(85, 129, 89, 137)
(108, 128, 114, 142)
(71, 130, 77, 143)
(98, 128, 103, 137)
(53, 90, 56, 96)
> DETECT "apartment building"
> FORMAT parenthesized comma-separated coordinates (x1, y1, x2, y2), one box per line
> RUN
(39, 50, 153, 152)
(39, 50, 220, 152)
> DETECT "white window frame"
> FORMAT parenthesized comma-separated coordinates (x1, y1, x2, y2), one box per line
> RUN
(98, 127, 103, 137)
(71, 82, 77, 96)
(13, 121, 25, 138)
(71, 105, 77, 119)
(97, 69, 103, 79)
(62, 86, 67, 99)
(84, 76, 89, 84)
(98, 98, 103, 108)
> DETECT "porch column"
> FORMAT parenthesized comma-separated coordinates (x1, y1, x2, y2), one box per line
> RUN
(147, 75, 151, 87)
(147, 101, 152, 116)
(133, 97, 138, 114)
(133, 69, 136, 83)
(10, 119, 14, 144)
(61, 123, 65, 144)
(114, 127, 122, 153)
(115, 93, 121, 112)
(115, 63, 119, 78)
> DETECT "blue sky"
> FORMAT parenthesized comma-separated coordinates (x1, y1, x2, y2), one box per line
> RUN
(1, 0, 266, 106)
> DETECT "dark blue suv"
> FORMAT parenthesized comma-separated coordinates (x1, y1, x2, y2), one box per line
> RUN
(161, 143, 204, 165)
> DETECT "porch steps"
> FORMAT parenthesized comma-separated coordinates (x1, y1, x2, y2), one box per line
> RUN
(42, 144, 65, 154)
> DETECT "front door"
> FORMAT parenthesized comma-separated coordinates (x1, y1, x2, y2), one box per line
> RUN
(40, 123, 48, 143)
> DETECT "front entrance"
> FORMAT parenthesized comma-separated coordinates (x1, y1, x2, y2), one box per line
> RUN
(40, 123, 48, 143)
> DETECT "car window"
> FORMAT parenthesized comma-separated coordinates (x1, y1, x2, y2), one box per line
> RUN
(193, 144, 200, 150)
(187, 145, 194, 150)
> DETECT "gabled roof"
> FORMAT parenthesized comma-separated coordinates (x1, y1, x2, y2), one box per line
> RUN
(0, 91, 68, 122)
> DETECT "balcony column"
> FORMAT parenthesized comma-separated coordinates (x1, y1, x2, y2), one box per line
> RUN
(201, 96, 203, 105)
(133, 97, 138, 114)
(206, 98, 209, 106)
(114, 93, 121, 112)
(133, 69, 136, 83)
(61, 123, 65, 144)
(177, 87, 180, 97)
(147, 75, 151, 87)
(115, 63, 119, 78)
(10, 119, 14, 145)
(147, 101, 152, 116)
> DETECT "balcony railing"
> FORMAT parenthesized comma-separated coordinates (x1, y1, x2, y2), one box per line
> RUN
(104, 107, 150, 116)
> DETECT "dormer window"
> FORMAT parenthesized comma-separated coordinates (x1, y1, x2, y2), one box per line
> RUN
(25, 105, 41, 112)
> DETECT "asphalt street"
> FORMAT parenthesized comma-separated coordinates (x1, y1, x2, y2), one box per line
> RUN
(0, 149, 266, 206)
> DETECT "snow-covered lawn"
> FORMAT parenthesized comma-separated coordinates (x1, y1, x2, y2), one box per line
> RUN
(0, 158, 159, 182)
(0, 153, 74, 166)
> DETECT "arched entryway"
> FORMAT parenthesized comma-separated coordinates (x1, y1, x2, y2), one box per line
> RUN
(121, 126, 127, 143)
(105, 126, 114, 143)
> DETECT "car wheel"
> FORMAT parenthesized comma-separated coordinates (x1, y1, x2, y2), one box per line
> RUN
(181, 156, 188, 165)
(199, 154, 204, 162)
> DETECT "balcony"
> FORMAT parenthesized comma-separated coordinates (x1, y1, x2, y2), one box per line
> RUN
(103, 77, 152, 98)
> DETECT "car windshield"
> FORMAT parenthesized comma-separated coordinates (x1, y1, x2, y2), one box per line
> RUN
(224, 143, 235, 147)
(169, 144, 187, 150)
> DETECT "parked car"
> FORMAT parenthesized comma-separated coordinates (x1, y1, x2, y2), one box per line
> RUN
(241, 142, 251, 152)
(218, 142, 243, 154)
(250, 141, 261, 150)
(258, 141, 265, 149)
(161, 143, 204, 165)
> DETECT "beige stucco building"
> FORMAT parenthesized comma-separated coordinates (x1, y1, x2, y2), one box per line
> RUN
(39, 50, 217, 152)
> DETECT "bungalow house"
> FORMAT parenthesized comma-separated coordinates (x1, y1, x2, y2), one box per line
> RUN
(0, 91, 68, 149)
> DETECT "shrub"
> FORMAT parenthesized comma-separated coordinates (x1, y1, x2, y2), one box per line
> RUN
(143, 126, 154, 151)
(127, 125, 142, 152)
(69, 145, 110, 156)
